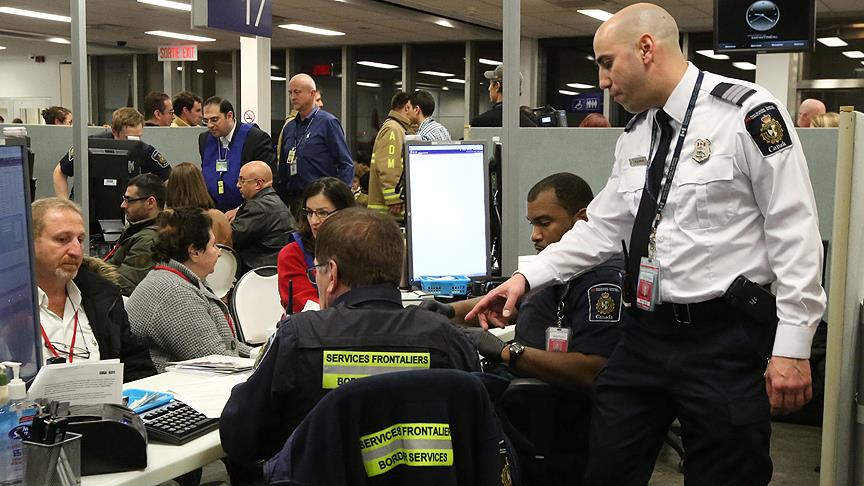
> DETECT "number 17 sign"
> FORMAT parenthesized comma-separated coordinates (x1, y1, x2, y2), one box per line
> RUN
(192, 0, 272, 38)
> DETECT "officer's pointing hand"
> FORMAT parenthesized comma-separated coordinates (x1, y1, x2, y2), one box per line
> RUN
(764, 356, 812, 416)
(465, 273, 527, 330)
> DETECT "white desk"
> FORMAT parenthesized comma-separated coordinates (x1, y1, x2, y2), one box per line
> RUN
(489, 324, 516, 342)
(82, 371, 246, 486)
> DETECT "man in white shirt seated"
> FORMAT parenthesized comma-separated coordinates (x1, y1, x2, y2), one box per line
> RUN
(32, 197, 156, 382)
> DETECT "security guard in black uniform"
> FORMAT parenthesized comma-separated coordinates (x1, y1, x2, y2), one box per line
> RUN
(468, 5, 825, 485)
(52, 107, 171, 198)
(220, 207, 481, 465)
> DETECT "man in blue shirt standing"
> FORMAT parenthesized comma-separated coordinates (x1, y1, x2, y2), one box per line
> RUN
(277, 73, 354, 213)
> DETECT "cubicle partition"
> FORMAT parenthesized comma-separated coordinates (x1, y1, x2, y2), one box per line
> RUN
(0, 124, 207, 200)
(470, 126, 839, 263)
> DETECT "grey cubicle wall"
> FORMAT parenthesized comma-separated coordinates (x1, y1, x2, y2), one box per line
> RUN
(1, 124, 207, 199)
(470, 126, 839, 259)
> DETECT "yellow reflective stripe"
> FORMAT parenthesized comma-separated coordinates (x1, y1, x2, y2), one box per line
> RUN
(321, 351, 430, 389)
(358, 422, 453, 477)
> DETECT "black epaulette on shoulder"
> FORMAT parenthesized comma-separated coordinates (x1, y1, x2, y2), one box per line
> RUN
(710, 82, 757, 106)
(624, 111, 647, 132)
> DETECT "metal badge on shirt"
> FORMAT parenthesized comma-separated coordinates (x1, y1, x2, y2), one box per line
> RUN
(692, 139, 711, 163)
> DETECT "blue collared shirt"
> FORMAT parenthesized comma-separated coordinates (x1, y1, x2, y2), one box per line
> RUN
(278, 108, 354, 197)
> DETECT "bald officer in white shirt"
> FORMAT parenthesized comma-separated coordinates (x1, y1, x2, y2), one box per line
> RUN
(468, 4, 825, 485)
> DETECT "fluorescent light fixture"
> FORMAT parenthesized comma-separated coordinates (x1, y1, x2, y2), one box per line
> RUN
(47, 37, 70, 44)
(196, 68, 204, 74)
(176, 66, 183, 71)
(446, 78, 466, 84)
(0, 46, 6, 50)
(0, 7, 70, 23)
(566, 82, 594, 89)
(137, 0, 191, 11)
(732, 62, 757, 70)
(696, 49, 730, 60)
(278, 23, 345, 36)
(479, 58, 502, 66)
(356, 81, 381, 88)
(271, 65, 278, 70)
(271, 75, 287, 81)
(145, 30, 216, 42)
(442, 86, 450, 91)
(842, 50, 864, 59)
(419, 70, 454, 77)
(817, 37, 847, 47)
(586, 55, 595, 61)
(357, 60, 398, 70)
(434, 19, 455, 28)
(577, 9, 613, 22)
(559, 89, 580, 96)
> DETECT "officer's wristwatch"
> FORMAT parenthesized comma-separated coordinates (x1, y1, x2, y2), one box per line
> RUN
(507, 342, 525, 366)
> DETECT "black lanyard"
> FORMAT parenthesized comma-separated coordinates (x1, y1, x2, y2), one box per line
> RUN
(650, 70, 704, 236)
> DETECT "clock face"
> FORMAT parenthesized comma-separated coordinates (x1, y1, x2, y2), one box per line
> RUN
(746, 1, 780, 32)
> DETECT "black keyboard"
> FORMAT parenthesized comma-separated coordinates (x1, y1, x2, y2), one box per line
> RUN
(140, 400, 220, 445)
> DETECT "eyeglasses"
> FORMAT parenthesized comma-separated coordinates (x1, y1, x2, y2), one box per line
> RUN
(301, 208, 337, 220)
(49, 341, 90, 360)
(122, 195, 149, 203)
(306, 261, 330, 284)
(237, 176, 262, 185)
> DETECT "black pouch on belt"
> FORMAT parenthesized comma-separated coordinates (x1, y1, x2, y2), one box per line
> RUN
(722, 275, 779, 326)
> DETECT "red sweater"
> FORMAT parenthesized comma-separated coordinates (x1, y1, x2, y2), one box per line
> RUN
(277, 242, 319, 313)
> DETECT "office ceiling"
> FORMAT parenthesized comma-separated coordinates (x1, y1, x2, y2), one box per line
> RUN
(0, 0, 861, 57)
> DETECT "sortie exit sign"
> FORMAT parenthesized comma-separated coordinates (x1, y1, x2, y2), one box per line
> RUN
(158, 45, 198, 62)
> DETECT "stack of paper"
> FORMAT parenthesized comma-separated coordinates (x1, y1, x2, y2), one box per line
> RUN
(166, 355, 255, 375)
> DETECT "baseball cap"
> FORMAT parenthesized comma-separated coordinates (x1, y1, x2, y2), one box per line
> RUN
(484, 64, 505, 82)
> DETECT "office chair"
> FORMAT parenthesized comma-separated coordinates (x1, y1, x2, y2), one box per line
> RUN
(230, 265, 282, 345)
(206, 244, 240, 300)
(265, 369, 520, 486)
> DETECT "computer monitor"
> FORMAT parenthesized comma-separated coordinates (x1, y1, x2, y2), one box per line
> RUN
(405, 141, 490, 281)
(0, 139, 43, 382)
(88, 138, 147, 230)
(714, 0, 816, 54)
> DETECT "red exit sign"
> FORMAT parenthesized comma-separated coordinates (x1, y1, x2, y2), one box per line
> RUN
(158, 45, 198, 62)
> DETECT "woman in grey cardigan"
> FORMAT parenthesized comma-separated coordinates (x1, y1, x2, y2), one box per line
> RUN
(128, 208, 250, 372)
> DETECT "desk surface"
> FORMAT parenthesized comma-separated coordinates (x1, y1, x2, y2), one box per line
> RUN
(81, 371, 243, 486)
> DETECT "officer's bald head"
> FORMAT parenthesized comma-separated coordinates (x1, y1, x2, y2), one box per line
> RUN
(289, 74, 319, 116)
(289, 74, 317, 92)
(593, 3, 688, 113)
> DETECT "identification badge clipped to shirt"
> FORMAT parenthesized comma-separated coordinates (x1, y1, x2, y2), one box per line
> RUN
(217, 179, 225, 195)
(636, 257, 661, 311)
(287, 147, 298, 176)
(216, 159, 229, 172)
(545, 326, 571, 353)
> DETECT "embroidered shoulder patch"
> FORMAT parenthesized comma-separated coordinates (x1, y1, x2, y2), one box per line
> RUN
(588, 283, 622, 323)
(744, 102, 793, 157)
(151, 149, 170, 168)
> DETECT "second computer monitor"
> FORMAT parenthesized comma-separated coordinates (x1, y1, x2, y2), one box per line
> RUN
(405, 141, 490, 282)
(88, 138, 147, 225)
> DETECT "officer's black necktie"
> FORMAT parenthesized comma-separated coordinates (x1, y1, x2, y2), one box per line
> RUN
(628, 109, 673, 292)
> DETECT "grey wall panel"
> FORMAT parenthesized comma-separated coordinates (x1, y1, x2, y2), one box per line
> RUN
(2, 124, 206, 199)
(469, 126, 839, 263)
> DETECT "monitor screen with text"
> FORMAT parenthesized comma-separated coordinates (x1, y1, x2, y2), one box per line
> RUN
(405, 142, 489, 280)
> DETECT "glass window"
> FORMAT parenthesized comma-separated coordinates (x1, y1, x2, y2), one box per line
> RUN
(272, 48, 287, 133)
(353, 45, 401, 160)
(687, 32, 757, 83)
(295, 48, 343, 119)
(184, 51, 234, 102)
(802, 28, 864, 80)
(540, 37, 602, 127)
(474, 42, 503, 119)
(95, 56, 133, 125)
(413, 42, 465, 139)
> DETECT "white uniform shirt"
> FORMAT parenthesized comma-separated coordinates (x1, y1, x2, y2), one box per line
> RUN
(518, 62, 826, 359)
(38, 281, 101, 363)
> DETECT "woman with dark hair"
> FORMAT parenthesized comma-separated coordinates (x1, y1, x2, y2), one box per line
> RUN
(41, 106, 72, 125)
(166, 162, 232, 246)
(127, 208, 249, 372)
(277, 177, 355, 313)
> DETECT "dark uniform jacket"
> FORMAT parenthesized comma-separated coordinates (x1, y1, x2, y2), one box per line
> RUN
(74, 257, 157, 382)
(515, 253, 629, 358)
(232, 186, 295, 272)
(220, 285, 481, 463)
(104, 217, 158, 296)
(59, 132, 171, 182)
(470, 102, 537, 128)
(265, 369, 516, 486)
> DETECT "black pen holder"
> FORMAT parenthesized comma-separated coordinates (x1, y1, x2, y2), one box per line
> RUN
(22, 432, 82, 486)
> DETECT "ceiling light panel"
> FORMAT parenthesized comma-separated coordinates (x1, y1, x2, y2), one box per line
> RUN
(357, 61, 398, 69)
(577, 9, 613, 22)
(278, 24, 345, 36)
(418, 70, 454, 77)
(817, 37, 847, 47)
(137, 0, 191, 11)
(0, 7, 70, 22)
(146, 31, 216, 42)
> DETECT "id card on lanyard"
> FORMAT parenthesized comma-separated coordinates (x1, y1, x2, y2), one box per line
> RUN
(216, 143, 229, 194)
(288, 108, 318, 177)
(545, 283, 573, 352)
(636, 71, 704, 312)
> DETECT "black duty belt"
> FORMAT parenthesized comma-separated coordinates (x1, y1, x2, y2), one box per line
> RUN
(652, 298, 730, 325)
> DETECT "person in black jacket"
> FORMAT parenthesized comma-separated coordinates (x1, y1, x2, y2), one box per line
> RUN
(32, 197, 156, 382)
(470, 64, 537, 128)
(229, 161, 295, 273)
(220, 207, 480, 465)
(198, 97, 276, 212)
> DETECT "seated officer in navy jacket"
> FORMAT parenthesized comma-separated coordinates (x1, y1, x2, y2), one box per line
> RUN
(220, 207, 481, 464)
(424, 172, 630, 389)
